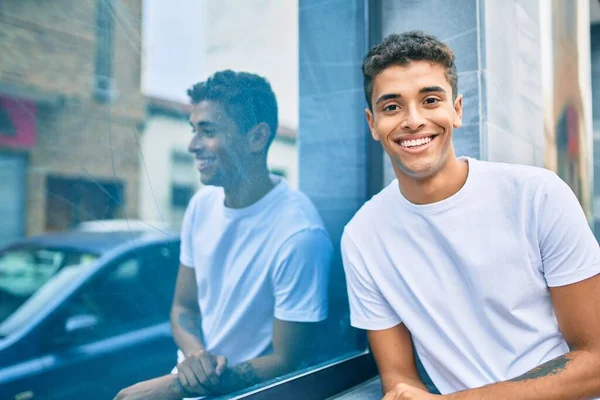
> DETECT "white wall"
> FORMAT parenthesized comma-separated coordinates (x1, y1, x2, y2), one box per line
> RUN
(141, 0, 205, 103)
(200, 0, 299, 188)
(200, 0, 299, 129)
(138, 115, 200, 226)
(269, 140, 298, 189)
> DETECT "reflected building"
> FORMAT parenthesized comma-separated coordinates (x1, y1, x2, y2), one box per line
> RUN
(0, 0, 146, 245)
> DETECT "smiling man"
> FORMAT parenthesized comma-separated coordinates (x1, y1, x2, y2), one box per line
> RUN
(341, 31, 600, 399)
(115, 70, 332, 400)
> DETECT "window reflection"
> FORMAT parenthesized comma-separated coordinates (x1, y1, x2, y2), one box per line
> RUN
(0, 1, 364, 399)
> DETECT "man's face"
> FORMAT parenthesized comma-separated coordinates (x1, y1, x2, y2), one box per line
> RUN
(366, 61, 463, 180)
(188, 100, 250, 187)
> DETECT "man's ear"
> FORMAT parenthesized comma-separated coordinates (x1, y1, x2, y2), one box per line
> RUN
(453, 94, 463, 129)
(247, 122, 272, 153)
(366, 108, 379, 141)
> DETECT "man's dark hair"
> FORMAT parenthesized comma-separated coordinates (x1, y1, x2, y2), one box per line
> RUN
(187, 70, 278, 145)
(362, 31, 458, 110)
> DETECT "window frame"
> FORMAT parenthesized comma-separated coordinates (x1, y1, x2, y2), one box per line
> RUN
(232, 350, 378, 400)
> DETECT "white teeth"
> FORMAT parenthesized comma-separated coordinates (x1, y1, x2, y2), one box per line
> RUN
(399, 136, 433, 148)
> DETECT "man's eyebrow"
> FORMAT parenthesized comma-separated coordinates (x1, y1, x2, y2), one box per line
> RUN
(189, 120, 217, 128)
(419, 86, 446, 94)
(375, 93, 400, 105)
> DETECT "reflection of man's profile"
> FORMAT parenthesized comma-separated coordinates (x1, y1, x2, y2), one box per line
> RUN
(115, 70, 332, 400)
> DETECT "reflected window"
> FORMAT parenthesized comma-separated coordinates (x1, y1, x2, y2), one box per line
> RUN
(94, 0, 116, 102)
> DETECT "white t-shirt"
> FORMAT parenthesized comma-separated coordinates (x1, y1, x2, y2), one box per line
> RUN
(342, 157, 600, 394)
(179, 178, 332, 366)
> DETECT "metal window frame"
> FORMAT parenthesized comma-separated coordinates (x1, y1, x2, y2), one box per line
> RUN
(228, 350, 378, 400)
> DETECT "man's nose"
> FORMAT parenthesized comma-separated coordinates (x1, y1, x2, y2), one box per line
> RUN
(188, 134, 204, 153)
(401, 106, 426, 131)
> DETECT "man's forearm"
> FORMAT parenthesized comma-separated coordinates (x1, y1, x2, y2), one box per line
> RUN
(445, 350, 600, 400)
(211, 354, 297, 395)
(382, 373, 430, 394)
(170, 305, 205, 357)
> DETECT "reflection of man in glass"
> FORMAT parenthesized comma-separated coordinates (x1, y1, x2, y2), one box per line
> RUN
(342, 31, 600, 399)
(115, 70, 332, 399)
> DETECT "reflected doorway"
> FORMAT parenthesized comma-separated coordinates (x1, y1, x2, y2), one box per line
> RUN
(46, 176, 124, 232)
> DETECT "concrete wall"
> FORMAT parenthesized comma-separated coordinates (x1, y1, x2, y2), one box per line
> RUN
(139, 114, 199, 226)
(483, 0, 544, 165)
(380, 0, 544, 185)
(591, 23, 600, 230)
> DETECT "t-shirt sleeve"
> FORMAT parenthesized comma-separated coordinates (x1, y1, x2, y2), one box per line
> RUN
(271, 228, 333, 322)
(538, 173, 600, 287)
(179, 195, 196, 268)
(341, 231, 401, 330)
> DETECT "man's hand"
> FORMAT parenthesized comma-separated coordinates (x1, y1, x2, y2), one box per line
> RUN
(114, 375, 189, 400)
(177, 349, 228, 394)
(383, 383, 441, 400)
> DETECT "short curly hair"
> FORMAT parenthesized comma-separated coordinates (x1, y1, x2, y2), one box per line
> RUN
(187, 70, 278, 145)
(362, 31, 458, 110)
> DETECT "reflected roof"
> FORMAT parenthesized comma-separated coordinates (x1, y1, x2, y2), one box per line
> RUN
(3, 229, 179, 256)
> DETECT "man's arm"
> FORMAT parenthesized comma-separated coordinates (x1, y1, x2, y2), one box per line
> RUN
(170, 263, 205, 357)
(382, 277, 600, 400)
(369, 323, 430, 394)
(442, 274, 600, 400)
(117, 319, 315, 399)
(171, 264, 230, 394)
(209, 318, 317, 395)
(114, 264, 213, 400)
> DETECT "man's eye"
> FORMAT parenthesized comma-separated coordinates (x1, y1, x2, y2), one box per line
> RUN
(383, 104, 399, 112)
(424, 98, 440, 105)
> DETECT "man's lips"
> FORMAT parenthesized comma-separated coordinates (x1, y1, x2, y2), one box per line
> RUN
(392, 134, 438, 153)
(195, 155, 217, 171)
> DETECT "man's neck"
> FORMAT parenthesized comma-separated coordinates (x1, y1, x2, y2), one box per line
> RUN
(223, 169, 276, 209)
(396, 156, 468, 205)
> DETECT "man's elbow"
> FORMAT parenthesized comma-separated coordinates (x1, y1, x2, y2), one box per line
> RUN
(274, 353, 307, 376)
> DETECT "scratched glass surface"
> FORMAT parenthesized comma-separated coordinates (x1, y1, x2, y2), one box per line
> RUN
(0, 1, 365, 399)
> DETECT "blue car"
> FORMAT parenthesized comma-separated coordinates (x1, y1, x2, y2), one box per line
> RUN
(0, 228, 181, 400)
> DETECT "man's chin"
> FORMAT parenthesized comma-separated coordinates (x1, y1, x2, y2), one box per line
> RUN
(395, 159, 440, 180)
(199, 174, 216, 186)
(199, 174, 224, 187)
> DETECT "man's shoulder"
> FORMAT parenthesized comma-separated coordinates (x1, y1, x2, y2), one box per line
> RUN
(187, 185, 222, 208)
(477, 159, 553, 177)
(275, 185, 327, 230)
(344, 180, 398, 238)
(475, 159, 557, 194)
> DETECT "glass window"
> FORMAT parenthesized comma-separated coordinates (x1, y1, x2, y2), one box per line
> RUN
(0, 1, 371, 399)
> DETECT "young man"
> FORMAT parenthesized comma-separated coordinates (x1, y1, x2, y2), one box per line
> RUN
(115, 71, 332, 399)
(342, 31, 600, 399)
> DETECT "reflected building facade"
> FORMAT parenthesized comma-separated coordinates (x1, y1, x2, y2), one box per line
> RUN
(0, 0, 146, 245)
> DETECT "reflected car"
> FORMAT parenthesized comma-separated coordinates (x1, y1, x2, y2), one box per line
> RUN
(0, 228, 181, 400)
